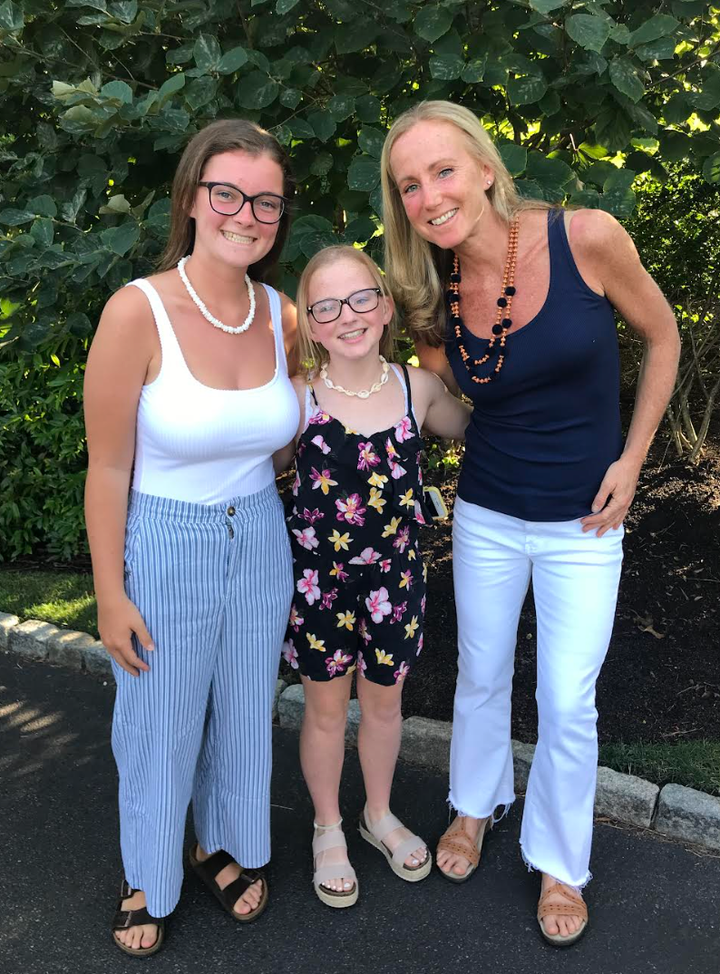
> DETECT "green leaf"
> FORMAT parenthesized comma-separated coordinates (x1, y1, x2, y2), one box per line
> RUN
(218, 46, 248, 75)
(310, 153, 334, 176)
(60, 105, 100, 136)
(185, 76, 217, 110)
(628, 14, 679, 48)
(0, 0, 24, 31)
(66, 312, 93, 337)
(508, 74, 548, 106)
(565, 14, 611, 54)
(335, 23, 377, 54)
(356, 94, 381, 122)
(30, 218, 54, 248)
(157, 72, 185, 105)
(461, 57, 487, 84)
(594, 108, 633, 153)
(692, 68, 720, 112)
(276, 0, 300, 11)
(280, 87, 301, 109)
(344, 215, 377, 243)
(99, 193, 131, 215)
(194, 34, 222, 72)
(429, 54, 464, 81)
(328, 94, 355, 121)
(109, 1, 138, 24)
(635, 37, 676, 62)
(287, 118, 315, 139)
(529, 0, 567, 13)
(309, 111, 336, 142)
(609, 57, 644, 103)
(101, 222, 140, 256)
(659, 131, 692, 163)
(28, 196, 58, 218)
(540, 89, 561, 116)
(499, 143, 527, 176)
(0, 209, 35, 226)
(600, 174, 636, 218)
(414, 6, 453, 44)
(347, 155, 380, 192)
(702, 152, 720, 185)
(663, 92, 689, 126)
(237, 72, 279, 110)
(526, 152, 574, 188)
(100, 80, 133, 105)
(358, 126, 385, 159)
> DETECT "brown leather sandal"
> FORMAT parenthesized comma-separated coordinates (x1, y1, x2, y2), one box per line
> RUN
(436, 815, 492, 883)
(189, 845, 268, 923)
(111, 879, 165, 957)
(537, 882, 588, 947)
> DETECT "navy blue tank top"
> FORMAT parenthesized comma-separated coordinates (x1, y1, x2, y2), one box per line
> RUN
(446, 209, 623, 522)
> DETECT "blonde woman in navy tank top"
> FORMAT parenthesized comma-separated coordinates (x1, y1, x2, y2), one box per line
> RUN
(84, 120, 299, 956)
(382, 101, 680, 947)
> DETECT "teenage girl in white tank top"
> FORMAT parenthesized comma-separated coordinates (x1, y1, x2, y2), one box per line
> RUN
(84, 120, 298, 956)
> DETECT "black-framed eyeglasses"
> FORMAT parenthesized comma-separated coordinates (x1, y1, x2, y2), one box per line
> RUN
(198, 181, 287, 224)
(307, 288, 383, 324)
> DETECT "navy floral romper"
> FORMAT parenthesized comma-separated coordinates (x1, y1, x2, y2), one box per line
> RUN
(282, 364, 428, 686)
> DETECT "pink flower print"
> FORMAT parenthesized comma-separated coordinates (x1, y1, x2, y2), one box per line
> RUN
(308, 409, 332, 426)
(393, 526, 410, 553)
(420, 595, 427, 615)
(414, 500, 427, 525)
(390, 459, 407, 480)
(357, 650, 367, 678)
(289, 604, 304, 632)
(391, 601, 408, 624)
(282, 638, 299, 669)
(379, 558, 392, 574)
(292, 526, 319, 551)
(416, 632, 424, 657)
(417, 454, 423, 485)
(301, 507, 324, 525)
(358, 617, 371, 644)
(365, 587, 392, 623)
(335, 493, 366, 526)
(310, 466, 338, 495)
(357, 441, 381, 472)
(394, 416, 413, 442)
(311, 434, 331, 455)
(329, 561, 349, 583)
(320, 587, 339, 610)
(297, 569, 321, 605)
(399, 569, 413, 590)
(326, 649, 353, 677)
(394, 660, 410, 683)
(349, 546, 381, 566)
(292, 472, 300, 497)
(385, 437, 399, 460)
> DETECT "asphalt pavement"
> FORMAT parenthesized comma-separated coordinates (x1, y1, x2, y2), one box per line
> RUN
(1, 654, 719, 974)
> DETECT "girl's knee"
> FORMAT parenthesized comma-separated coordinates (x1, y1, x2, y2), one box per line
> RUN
(303, 693, 349, 735)
(358, 686, 403, 726)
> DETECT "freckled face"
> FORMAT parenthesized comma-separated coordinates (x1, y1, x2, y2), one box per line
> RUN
(389, 120, 493, 250)
(190, 150, 284, 269)
(306, 258, 393, 362)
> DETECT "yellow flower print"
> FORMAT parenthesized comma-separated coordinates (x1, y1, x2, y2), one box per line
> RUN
(306, 633, 326, 652)
(399, 488, 414, 508)
(381, 516, 402, 538)
(375, 648, 394, 666)
(422, 563, 428, 582)
(367, 487, 387, 513)
(404, 615, 419, 640)
(328, 529, 351, 552)
(408, 548, 417, 561)
(344, 425, 359, 436)
(336, 610, 356, 631)
(368, 471, 389, 489)
(310, 467, 339, 495)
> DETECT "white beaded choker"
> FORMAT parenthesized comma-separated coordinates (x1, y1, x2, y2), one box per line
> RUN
(319, 356, 390, 398)
(177, 255, 256, 335)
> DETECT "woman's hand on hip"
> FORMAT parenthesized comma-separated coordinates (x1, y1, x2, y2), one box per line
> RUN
(580, 456, 642, 537)
(99, 596, 155, 677)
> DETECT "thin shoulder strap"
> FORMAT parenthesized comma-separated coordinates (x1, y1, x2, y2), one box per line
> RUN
(125, 278, 184, 371)
(400, 362, 414, 413)
(262, 283, 289, 373)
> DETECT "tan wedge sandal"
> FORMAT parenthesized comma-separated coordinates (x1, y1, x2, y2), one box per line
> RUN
(358, 807, 432, 882)
(537, 882, 588, 947)
(436, 814, 492, 883)
(312, 820, 359, 908)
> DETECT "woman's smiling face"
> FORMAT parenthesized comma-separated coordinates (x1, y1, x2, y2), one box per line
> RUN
(389, 119, 493, 250)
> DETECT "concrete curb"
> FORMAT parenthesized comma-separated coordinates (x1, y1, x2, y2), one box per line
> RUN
(3, 613, 718, 852)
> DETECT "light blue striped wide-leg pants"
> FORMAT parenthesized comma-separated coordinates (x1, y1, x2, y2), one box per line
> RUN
(111, 485, 293, 918)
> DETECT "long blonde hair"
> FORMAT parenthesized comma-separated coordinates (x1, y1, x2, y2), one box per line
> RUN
(381, 100, 547, 345)
(158, 118, 295, 282)
(295, 245, 396, 375)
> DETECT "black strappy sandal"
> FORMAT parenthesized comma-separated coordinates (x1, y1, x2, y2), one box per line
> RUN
(111, 879, 165, 957)
(188, 844, 268, 923)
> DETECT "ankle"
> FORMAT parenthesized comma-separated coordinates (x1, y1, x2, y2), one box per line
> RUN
(313, 817, 343, 831)
(364, 803, 390, 824)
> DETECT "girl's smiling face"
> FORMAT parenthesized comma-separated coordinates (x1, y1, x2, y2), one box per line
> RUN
(306, 257, 393, 364)
(389, 119, 493, 250)
(190, 149, 284, 269)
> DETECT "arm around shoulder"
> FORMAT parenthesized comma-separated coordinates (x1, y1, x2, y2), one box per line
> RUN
(412, 366, 472, 440)
(279, 292, 299, 376)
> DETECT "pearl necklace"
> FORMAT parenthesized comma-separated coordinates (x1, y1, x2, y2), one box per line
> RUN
(319, 356, 390, 399)
(177, 255, 256, 335)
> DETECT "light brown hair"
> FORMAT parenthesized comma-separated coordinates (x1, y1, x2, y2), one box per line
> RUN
(158, 118, 295, 281)
(295, 245, 396, 374)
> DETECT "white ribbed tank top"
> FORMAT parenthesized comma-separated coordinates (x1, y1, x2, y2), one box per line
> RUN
(127, 278, 299, 505)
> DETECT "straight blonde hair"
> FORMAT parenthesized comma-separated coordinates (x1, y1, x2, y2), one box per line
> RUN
(295, 245, 396, 375)
(380, 100, 549, 345)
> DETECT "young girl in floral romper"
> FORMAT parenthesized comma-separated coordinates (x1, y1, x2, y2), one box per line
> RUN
(275, 245, 470, 907)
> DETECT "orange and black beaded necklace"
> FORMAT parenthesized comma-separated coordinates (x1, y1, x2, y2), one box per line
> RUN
(448, 216, 519, 384)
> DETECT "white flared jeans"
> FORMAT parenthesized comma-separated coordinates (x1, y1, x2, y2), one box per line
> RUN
(449, 497, 624, 888)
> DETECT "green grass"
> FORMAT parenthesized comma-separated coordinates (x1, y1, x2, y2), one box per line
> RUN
(599, 741, 720, 797)
(0, 569, 718, 796)
(0, 570, 98, 637)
